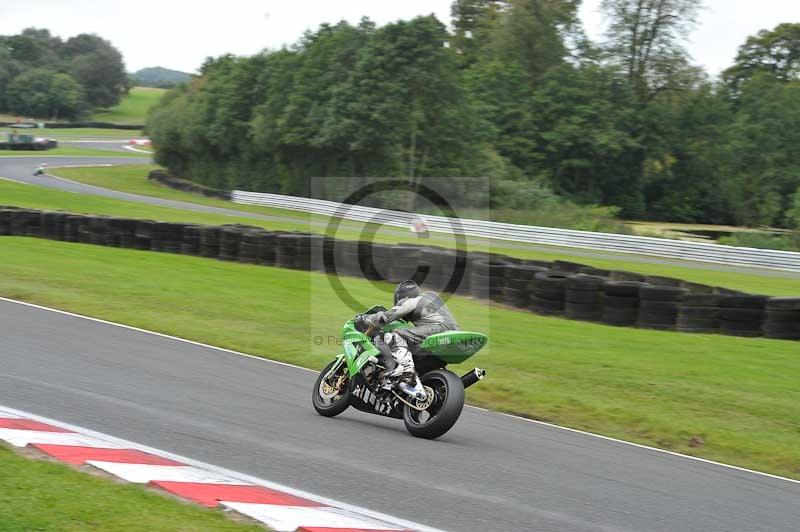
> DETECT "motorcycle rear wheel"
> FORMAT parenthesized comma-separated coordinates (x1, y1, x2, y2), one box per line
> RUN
(403, 369, 464, 439)
(312, 359, 351, 417)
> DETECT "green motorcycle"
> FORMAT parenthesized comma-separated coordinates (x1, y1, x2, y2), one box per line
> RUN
(312, 306, 487, 439)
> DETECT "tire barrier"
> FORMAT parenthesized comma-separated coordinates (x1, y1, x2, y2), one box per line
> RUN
(502, 265, 546, 309)
(719, 295, 769, 338)
(2, 206, 798, 341)
(636, 285, 689, 331)
(471, 258, 510, 303)
(148, 170, 231, 200)
(552, 260, 590, 273)
(677, 294, 723, 334)
(565, 275, 605, 322)
(602, 281, 645, 326)
(530, 271, 569, 316)
(389, 245, 422, 283)
(764, 298, 800, 340)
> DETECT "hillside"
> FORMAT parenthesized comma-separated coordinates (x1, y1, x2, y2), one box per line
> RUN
(91, 86, 167, 125)
(132, 67, 192, 88)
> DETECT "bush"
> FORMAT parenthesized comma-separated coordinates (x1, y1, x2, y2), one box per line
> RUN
(718, 232, 798, 252)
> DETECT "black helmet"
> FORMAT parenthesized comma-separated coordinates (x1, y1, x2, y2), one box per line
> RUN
(394, 280, 420, 305)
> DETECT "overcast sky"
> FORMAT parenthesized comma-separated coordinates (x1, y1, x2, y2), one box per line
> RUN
(2, 1, 799, 76)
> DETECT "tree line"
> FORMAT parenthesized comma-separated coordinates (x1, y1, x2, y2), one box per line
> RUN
(147, 1, 800, 230)
(0, 28, 129, 120)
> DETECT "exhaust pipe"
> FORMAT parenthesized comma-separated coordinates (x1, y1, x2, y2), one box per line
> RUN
(461, 368, 485, 389)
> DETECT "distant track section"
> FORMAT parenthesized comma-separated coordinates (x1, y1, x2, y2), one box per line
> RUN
(232, 190, 800, 273)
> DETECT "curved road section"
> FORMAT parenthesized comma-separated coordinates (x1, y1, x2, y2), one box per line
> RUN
(0, 152, 317, 225)
(0, 298, 797, 532)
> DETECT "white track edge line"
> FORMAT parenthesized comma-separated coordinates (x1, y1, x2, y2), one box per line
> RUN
(0, 403, 443, 532)
(1, 296, 799, 487)
(123, 145, 154, 154)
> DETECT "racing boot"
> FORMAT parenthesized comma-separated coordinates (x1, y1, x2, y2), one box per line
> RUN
(398, 373, 427, 401)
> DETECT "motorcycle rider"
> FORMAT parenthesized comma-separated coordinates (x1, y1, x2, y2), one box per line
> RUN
(33, 162, 47, 176)
(364, 280, 459, 398)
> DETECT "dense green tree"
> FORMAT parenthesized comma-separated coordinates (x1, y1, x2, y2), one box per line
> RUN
(724, 23, 800, 92)
(451, 0, 508, 65)
(66, 35, 128, 107)
(722, 76, 800, 226)
(146, 9, 800, 232)
(788, 187, 800, 228)
(600, 0, 702, 101)
(0, 28, 128, 115)
(5, 68, 87, 119)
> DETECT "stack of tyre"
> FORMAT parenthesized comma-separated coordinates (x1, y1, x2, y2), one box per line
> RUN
(469, 258, 509, 302)
(763, 298, 800, 340)
(151, 222, 183, 253)
(502, 264, 545, 308)
(564, 275, 605, 321)
(601, 281, 644, 326)
(676, 294, 722, 334)
(306, 234, 325, 272)
(41, 212, 65, 241)
(237, 230, 263, 264)
(199, 226, 221, 258)
(63, 215, 81, 242)
(88, 216, 110, 246)
(719, 295, 768, 337)
(291, 234, 317, 271)
(389, 245, 422, 284)
(332, 240, 360, 276)
(258, 231, 281, 267)
(0, 208, 13, 236)
(418, 249, 465, 293)
(636, 285, 688, 330)
(368, 244, 394, 281)
(179, 225, 202, 256)
(8, 209, 41, 237)
(446, 250, 470, 294)
(552, 260, 590, 273)
(274, 233, 298, 268)
(218, 226, 245, 261)
(529, 271, 570, 316)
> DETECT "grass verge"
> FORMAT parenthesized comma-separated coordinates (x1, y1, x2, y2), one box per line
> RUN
(0, 444, 262, 531)
(16, 167, 800, 296)
(1, 237, 799, 479)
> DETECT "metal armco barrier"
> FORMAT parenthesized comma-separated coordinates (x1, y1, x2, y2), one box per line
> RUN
(231, 190, 800, 273)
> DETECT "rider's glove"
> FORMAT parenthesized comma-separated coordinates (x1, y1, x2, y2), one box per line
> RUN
(364, 311, 387, 328)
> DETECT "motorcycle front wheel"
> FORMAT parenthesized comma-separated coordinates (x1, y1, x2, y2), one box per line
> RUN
(403, 369, 464, 439)
(312, 359, 351, 417)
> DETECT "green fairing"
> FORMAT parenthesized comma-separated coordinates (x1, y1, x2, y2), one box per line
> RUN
(420, 331, 489, 364)
(338, 319, 487, 375)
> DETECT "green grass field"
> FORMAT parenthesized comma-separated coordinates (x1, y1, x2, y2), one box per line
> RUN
(34, 128, 144, 139)
(0, 444, 261, 531)
(33, 165, 800, 296)
(0, 237, 798, 479)
(91, 86, 167, 125)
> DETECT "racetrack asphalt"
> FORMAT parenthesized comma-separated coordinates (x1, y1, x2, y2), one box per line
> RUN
(0, 298, 797, 532)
